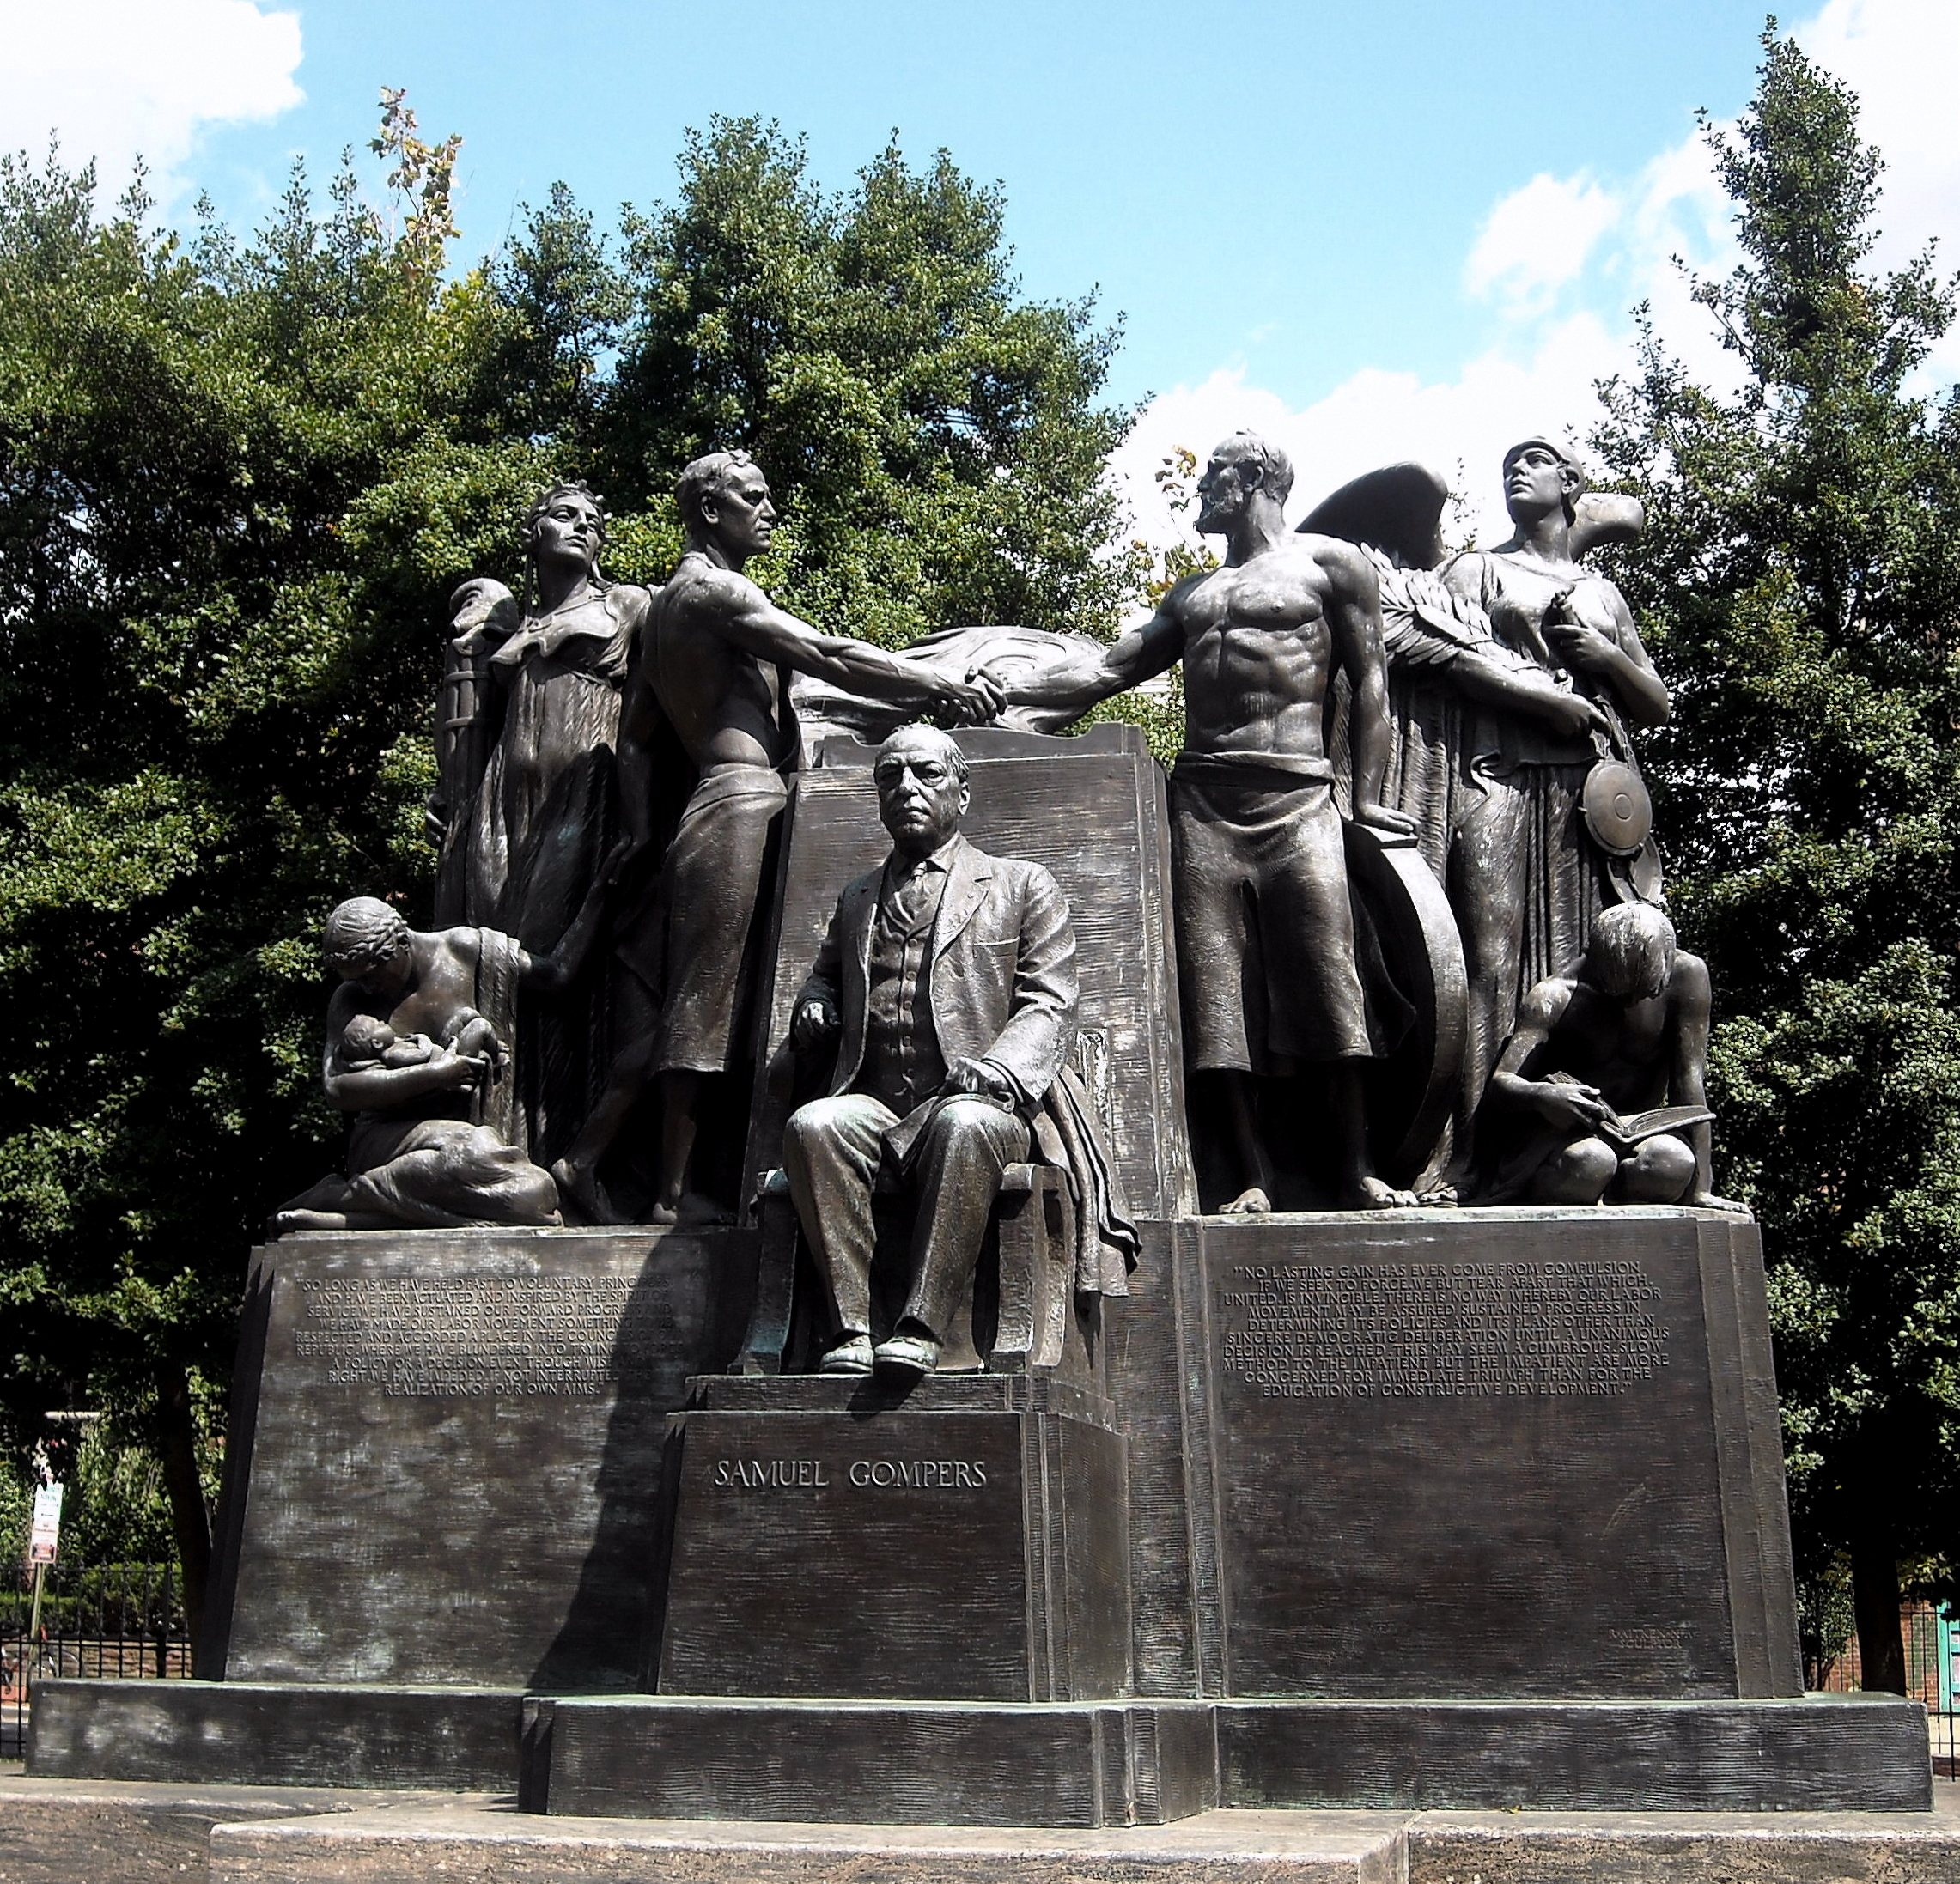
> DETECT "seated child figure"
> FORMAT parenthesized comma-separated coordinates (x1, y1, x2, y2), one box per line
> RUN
(1479, 902, 1745, 1211)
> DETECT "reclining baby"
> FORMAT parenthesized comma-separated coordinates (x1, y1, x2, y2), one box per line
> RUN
(338, 1009, 501, 1076)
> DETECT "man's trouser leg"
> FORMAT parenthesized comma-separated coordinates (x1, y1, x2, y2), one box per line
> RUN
(904, 1098, 1032, 1340)
(782, 1094, 897, 1336)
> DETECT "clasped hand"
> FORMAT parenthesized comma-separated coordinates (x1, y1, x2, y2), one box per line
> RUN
(940, 1055, 1016, 1108)
(931, 666, 1006, 728)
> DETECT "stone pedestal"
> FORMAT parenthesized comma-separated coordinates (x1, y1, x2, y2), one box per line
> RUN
(651, 1375, 1132, 1704)
(20, 726, 1937, 1824)
(29, 1209, 1934, 1818)
(204, 1224, 754, 1692)
(1180, 1207, 1800, 1701)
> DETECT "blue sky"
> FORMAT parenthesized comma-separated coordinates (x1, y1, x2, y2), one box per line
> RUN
(174, 0, 1767, 412)
(10, 0, 1954, 541)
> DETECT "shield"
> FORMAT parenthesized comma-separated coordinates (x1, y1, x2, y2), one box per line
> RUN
(1581, 757, 1653, 857)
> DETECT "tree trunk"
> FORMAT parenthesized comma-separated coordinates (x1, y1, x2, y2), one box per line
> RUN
(156, 1362, 213, 1677)
(1850, 1537, 1907, 1694)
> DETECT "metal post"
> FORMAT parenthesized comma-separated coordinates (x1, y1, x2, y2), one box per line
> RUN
(24, 1562, 45, 1699)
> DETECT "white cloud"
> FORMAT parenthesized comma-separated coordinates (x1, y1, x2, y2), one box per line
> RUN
(1465, 173, 1619, 310)
(1117, 0, 1960, 562)
(1113, 319, 1622, 556)
(0, 0, 302, 201)
(1117, 131, 1734, 555)
(1798, 0, 1960, 276)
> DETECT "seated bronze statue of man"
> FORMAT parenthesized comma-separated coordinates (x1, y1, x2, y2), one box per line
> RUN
(781, 725, 1134, 1377)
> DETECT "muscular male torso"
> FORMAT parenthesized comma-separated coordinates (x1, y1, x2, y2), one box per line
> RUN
(1172, 535, 1350, 760)
(643, 552, 787, 771)
(1529, 978, 1678, 1115)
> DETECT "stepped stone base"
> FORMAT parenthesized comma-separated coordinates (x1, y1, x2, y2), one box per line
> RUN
(1218, 1695, 1934, 1813)
(4, 1777, 1958, 1884)
(30, 1680, 1933, 1820)
(532, 1695, 1219, 1826)
(27, 1680, 523, 1792)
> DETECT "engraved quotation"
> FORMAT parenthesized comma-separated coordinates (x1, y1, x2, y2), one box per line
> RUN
(294, 1275, 665, 1396)
(1218, 1261, 1670, 1399)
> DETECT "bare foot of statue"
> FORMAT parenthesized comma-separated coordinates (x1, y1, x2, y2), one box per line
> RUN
(550, 1157, 624, 1227)
(1339, 1175, 1419, 1211)
(1220, 1187, 1272, 1214)
(648, 1190, 731, 1226)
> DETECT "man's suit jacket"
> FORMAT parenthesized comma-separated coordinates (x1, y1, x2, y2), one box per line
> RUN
(796, 833, 1077, 1110)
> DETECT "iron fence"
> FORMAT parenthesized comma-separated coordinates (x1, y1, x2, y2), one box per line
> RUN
(2, 1559, 192, 1757)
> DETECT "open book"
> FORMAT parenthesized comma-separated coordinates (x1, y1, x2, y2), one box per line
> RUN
(1541, 1073, 1711, 1150)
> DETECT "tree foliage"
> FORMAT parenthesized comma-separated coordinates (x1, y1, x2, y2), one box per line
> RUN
(1593, 29, 1960, 1682)
(592, 119, 1141, 639)
(0, 110, 1139, 1608)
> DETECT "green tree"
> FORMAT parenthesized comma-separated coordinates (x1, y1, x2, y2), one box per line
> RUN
(597, 117, 1142, 640)
(0, 139, 569, 1649)
(1593, 28, 1960, 1691)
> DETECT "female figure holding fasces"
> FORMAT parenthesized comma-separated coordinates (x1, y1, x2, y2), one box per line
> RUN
(429, 483, 654, 1165)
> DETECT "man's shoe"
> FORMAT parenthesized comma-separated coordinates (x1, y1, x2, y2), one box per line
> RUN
(873, 1329, 940, 1377)
(819, 1334, 875, 1376)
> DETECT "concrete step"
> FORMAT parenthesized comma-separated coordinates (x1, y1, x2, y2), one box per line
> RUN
(3, 1773, 1957, 1884)
(1405, 1804, 1960, 1882)
(210, 1799, 1409, 1882)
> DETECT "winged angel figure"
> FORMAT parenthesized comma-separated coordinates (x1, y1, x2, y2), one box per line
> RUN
(1300, 455, 1668, 1189)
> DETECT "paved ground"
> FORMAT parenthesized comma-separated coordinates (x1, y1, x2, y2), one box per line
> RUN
(2, 1769, 1956, 1884)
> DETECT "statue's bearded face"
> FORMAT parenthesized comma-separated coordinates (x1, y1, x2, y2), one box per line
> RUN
(1195, 447, 1253, 534)
(703, 465, 777, 559)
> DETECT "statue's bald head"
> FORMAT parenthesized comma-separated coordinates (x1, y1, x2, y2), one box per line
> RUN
(1211, 432, 1294, 507)
(1196, 431, 1294, 538)
(873, 725, 971, 858)
(877, 723, 968, 782)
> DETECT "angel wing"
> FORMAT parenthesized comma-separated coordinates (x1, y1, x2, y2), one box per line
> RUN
(1300, 462, 1452, 571)
(1570, 492, 1644, 560)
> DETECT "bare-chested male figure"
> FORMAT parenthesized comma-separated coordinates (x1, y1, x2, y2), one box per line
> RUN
(995, 431, 1415, 1210)
(1482, 902, 1745, 1212)
(551, 450, 1001, 1224)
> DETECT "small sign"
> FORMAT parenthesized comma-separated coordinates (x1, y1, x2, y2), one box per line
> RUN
(27, 1481, 63, 1565)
